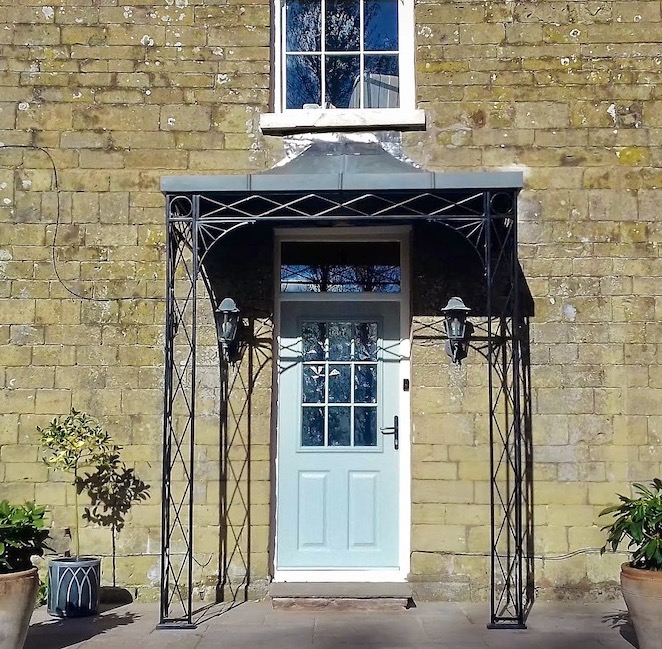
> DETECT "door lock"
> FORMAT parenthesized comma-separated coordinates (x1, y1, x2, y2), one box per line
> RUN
(380, 415, 399, 450)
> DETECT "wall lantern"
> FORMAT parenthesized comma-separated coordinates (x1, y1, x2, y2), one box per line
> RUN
(215, 297, 240, 359)
(441, 296, 471, 364)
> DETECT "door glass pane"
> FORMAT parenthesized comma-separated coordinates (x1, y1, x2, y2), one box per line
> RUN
(354, 407, 377, 446)
(328, 364, 351, 402)
(303, 322, 326, 360)
(286, 0, 321, 51)
(328, 406, 351, 446)
(354, 322, 377, 360)
(303, 365, 325, 403)
(299, 319, 381, 448)
(364, 0, 398, 51)
(325, 0, 360, 51)
(354, 364, 377, 403)
(328, 322, 352, 361)
(286, 55, 321, 108)
(302, 407, 324, 446)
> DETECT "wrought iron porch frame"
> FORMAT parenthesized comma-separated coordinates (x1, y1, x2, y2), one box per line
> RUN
(159, 185, 530, 629)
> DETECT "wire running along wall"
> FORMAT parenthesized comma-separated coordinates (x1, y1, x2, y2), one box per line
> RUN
(159, 185, 532, 629)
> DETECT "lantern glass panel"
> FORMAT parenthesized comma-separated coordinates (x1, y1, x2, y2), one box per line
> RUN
(447, 316, 466, 340)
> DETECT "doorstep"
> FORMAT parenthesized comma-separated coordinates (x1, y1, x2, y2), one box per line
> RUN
(268, 582, 413, 611)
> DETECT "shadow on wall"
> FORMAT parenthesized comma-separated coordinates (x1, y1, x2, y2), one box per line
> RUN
(217, 317, 273, 604)
(411, 222, 536, 622)
(201, 224, 276, 605)
(76, 453, 151, 588)
(197, 221, 537, 617)
(411, 221, 534, 318)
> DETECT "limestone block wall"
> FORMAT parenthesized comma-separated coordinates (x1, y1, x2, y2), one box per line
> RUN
(0, 0, 661, 601)
(0, 0, 272, 599)
(406, 0, 662, 599)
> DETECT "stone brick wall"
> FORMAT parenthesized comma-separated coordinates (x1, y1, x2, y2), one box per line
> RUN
(406, 0, 662, 599)
(1, 0, 661, 601)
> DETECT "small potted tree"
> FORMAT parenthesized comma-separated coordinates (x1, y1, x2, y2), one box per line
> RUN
(0, 500, 48, 649)
(600, 479, 662, 649)
(38, 408, 118, 618)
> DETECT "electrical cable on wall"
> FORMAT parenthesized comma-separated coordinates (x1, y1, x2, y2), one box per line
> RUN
(0, 144, 163, 302)
(418, 547, 613, 561)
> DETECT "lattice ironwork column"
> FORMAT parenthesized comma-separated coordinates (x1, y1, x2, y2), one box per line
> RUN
(159, 197, 199, 628)
(486, 190, 529, 628)
(159, 195, 255, 627)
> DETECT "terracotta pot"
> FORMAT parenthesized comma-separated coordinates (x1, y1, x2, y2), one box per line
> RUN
(0, 567, 39, 649)
(620, 563, 662, 649)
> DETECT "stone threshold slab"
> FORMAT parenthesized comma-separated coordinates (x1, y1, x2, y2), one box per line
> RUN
(269, 582, 412, 599)
(269, 582, 413, 609)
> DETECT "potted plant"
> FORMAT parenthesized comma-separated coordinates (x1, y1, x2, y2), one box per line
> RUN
(0, 500, 48, 649)
(600, 479, 662, 649)
(38, 408, 118, 618)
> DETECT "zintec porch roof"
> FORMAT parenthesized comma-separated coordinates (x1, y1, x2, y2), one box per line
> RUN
(160, 140, 523, 193)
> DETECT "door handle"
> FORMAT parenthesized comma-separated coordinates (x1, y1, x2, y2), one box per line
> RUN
(380, 415, 399, 450)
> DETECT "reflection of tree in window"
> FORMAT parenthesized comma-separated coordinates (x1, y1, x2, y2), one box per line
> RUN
(285, 0, 399, 109)
(281, 263, 400, 292)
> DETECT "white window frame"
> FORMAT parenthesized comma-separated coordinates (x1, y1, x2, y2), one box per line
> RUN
(259, 0, 425, 134)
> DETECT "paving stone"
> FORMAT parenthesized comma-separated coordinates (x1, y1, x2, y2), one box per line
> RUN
(24, 602, 635, 649)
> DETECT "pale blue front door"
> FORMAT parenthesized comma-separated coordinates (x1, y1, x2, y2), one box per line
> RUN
(277, 301, 401, 569)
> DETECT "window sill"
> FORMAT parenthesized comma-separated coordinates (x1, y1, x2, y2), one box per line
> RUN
(259, 108, 427, 135)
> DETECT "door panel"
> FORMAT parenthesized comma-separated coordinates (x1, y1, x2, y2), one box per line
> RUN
(348, 471, 378, 548)
(297, 472, 328, 549)
(277, 301, 401, 569)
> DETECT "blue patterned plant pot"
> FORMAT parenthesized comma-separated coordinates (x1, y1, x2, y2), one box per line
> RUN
(47, 556, 101, 617)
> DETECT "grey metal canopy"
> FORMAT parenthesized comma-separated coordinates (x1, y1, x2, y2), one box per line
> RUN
(158, 139, 531, 632)
(160, 140, 523, 193)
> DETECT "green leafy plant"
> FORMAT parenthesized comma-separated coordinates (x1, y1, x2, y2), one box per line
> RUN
(37, 573, 48, 605)
(600, 479, 662, 570)
(38, 408, 118, 559)
(0, 500, 48, 574)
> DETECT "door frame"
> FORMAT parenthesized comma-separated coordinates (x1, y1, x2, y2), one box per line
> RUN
(272, 226, 412, 583)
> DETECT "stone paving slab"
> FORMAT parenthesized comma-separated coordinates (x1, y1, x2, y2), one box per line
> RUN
(25, 600, 636, 649)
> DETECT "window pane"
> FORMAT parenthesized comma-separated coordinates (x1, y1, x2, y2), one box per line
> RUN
(281, 242, 401, 293)
(328, 322, 352, 361)
(286, 55, 321, 108)
(364, 0, 398, 51)
(354, 407, 377, 446)
(354, 364, 377, 403)
(328, 364, 351, 402)
(302, 322, 326, 360)
(302, 406, 324, 446)
(325, 0, 360, 51)
(328, 406, 351, 446)
(365, 54, 398, 76)
(303, 365, 326, 402)
(363, 56, 399, 108)
(326, 55, 360, 109)
(286, 0, 321, 51)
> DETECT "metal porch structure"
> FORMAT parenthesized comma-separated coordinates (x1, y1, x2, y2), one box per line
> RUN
(158, 141, 531, 629)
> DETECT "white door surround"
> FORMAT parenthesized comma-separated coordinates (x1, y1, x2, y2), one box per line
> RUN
(273, 227, 411, 583)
